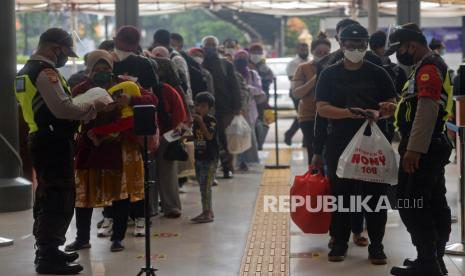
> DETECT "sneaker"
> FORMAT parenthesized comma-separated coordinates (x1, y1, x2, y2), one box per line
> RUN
(328, 245, 347, 262)
(223, 170, 233, 179)
(212, 179, 219, 187)
(64, 240, 91, 252)
(110, 240, 125, 252)
(97, 218, 113, 237)
(97, 218, 104, 229)
(133, 218, 145, 237)
(127, 217, 135, 227)
(353, 233, 369, 247)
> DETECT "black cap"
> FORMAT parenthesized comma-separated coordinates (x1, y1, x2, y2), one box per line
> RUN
(339, 24, 369, 42)
(369, 30, 387, 50)
(385, 23, 427, 56)
(153, 29, 171, 46)
(429, 38, 444, 50)
(39, 28, 78, 57)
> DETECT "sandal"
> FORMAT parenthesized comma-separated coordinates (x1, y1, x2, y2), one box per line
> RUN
(353, 234, 369, 247)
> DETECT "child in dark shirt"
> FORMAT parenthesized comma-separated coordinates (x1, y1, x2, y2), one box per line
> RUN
(191, 92, 218, 223)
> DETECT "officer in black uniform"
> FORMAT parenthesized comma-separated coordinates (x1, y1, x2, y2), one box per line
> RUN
(15, 28, 105, 274)
(385, 23, 454, 276)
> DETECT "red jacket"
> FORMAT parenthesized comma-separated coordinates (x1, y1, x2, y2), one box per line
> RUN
(73, 78, 157, 170)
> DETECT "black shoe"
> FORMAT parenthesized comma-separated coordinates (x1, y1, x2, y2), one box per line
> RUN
(391, 260, 443, 276)
(438, 258, 448, 275)
(110, 240, 125, 252)
(284, 132, 292, 146)
(164, 211, 181, 219)
(34, 250, 79, 265)
(64, 240, 91, 252)
(36, 262, 83, 275)
(368, 246, 387, 265)
(328, 245, 347, 262)
(223, 171, 233, 179)
(404, 258, 448, 275)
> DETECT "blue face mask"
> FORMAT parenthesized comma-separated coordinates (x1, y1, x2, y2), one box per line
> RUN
(234, 58, 249, 69)
(204, 47, 218, 59)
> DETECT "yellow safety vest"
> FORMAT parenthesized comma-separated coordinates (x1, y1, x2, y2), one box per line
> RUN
(15, 60, 73, 134)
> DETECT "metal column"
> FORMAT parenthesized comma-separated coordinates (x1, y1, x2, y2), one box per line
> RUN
(0, 0, 32, 213)
(446, 96, 465, 256)
(397, 0, 420, 26)
(115, 0, 139, 28)
(367, 0, 379, 34)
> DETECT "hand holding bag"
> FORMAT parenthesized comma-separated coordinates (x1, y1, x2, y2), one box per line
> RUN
(336, 120, 399, 185)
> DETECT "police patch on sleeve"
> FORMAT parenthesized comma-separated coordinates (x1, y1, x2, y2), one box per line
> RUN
(43, 68, 59, 83)
(420, 73, 430, 82)
(15, 77, 26, 93)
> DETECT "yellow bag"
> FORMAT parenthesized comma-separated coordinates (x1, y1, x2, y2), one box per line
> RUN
(264, 109, 275, 125)
(107, 81, 141, 119)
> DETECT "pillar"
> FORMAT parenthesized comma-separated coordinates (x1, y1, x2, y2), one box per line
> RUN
(115, 0, 139, 28)
(367, 0, 379, 34)
(0, 0, 32, 212)
(397, 0, 420, 26)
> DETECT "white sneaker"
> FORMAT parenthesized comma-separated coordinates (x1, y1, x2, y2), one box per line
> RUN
(97, 218, 113, 237)
(133, 218, 145, 237)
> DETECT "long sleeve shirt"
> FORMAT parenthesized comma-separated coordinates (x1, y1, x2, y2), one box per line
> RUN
(32, 55, 97, 121)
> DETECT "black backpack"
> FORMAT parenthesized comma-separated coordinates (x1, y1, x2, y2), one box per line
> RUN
(180, 51, 208, 97)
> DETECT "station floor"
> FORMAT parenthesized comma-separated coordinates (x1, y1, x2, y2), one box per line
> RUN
(1, 144, 465, 276)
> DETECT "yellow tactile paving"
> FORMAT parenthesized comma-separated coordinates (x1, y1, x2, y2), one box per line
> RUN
(239, 150, 291, 276)
(265, 149, 292, 166)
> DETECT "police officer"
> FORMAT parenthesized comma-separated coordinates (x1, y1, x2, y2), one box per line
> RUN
(385, 23, 453, 276)
(15, 28, 105, 274)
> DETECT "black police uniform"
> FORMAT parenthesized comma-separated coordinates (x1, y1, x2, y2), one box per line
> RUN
(16, 58, 83, 274)
(394, 53, 453, 275)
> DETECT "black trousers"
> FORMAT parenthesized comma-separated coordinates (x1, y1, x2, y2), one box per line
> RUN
(216, 113, 234, 172)
(30, 134, 75, 255)
(325, 134, 388, 250)
(75, 198, 131, 242)
(285, 92, 300, 140)
(299, 120, 315, 165)
(102, 200, 145, 220)
(397, 136, 452, 260)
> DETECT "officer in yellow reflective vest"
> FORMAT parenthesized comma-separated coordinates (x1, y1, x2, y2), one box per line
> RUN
(15, 28, 106, 275)
(384, 23, 453, 276)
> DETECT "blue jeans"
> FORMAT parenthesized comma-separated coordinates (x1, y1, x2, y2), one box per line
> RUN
(195, 159, 217, 212)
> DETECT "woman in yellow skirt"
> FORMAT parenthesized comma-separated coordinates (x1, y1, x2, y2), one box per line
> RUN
(65, 50, 156, 252)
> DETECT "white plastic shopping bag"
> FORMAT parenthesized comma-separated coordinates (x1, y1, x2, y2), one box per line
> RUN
(336, 120, 399, 185)
(225, 115, 252, 154)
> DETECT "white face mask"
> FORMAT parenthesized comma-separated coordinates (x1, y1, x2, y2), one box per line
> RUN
(193, 56, 204, 65)
(114, 48, 133, 61)
(343, 49, 366, 64)
(313, 56, 323, 63)
(250, 54, 263, 64)
(225, 48, 236, 55)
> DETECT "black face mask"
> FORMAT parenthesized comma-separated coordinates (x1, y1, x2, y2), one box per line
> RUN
(55, 48, 68, 68)
(396, 45, 414, 66)
(298, 52, 309, 60)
